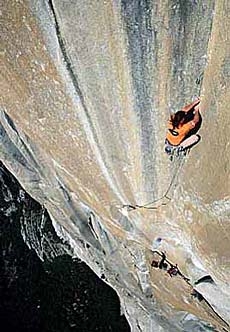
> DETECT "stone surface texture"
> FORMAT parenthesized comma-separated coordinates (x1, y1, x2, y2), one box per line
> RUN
(0, 0, 230, 331)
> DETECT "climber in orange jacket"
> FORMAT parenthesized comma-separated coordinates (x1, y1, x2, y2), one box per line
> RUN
(165, 97, 202, 154)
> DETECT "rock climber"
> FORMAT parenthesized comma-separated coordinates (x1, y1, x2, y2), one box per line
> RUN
(167, 264, 179, 277)
(151, 251, 168, 270)
(165, 97, 202, 155)
(159, 251, 167, 270)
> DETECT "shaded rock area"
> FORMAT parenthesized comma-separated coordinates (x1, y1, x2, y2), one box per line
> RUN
(194, 275, 215, 286)
(0, 161, 130, 332)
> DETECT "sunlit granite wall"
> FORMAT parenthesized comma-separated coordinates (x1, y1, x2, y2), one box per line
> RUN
(0, 1, 230, 331)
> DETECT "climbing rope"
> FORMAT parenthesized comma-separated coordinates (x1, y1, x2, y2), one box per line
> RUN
(121, 151, 186, 212)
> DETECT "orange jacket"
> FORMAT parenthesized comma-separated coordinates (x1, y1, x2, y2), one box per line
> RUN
(166, 120, 195, 146)
(166, 98, 201, 146)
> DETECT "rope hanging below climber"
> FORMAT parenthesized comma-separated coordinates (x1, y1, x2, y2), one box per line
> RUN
(121, 97, 203, 212)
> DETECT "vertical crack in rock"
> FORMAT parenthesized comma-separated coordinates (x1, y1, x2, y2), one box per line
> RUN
(47, 0, 90, 121)
(1, 109, 45, 178)
(47, 0, 127, 203)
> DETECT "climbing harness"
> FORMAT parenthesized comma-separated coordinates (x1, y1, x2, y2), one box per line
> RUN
(165, 143, 189, 162)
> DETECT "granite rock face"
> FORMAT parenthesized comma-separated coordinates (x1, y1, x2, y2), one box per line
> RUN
(0, 1, 230, 331)
(0, 161, 130, 332)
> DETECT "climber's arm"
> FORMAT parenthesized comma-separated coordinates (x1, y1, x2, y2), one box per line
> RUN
(192, 104, 201, 125)
(182, 97, 201, 113)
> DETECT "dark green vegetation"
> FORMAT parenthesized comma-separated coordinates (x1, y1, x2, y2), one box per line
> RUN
(0, 162, 130, 332)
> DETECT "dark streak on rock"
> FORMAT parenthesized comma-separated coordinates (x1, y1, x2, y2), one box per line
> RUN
(88, 215, 99, 241)
(193, 289, 230, 329)
(136, 319, 142, 331)
(121, 0, 156, 198)
(0, 122, 33, 171)
(2, 110, 45, 178)
(168, 0, 215, 108)
(47, 0, 104, 152)
(54, 179, 103, 251)
(48, 0, 124, 198)
(3, 110, 18, 133)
